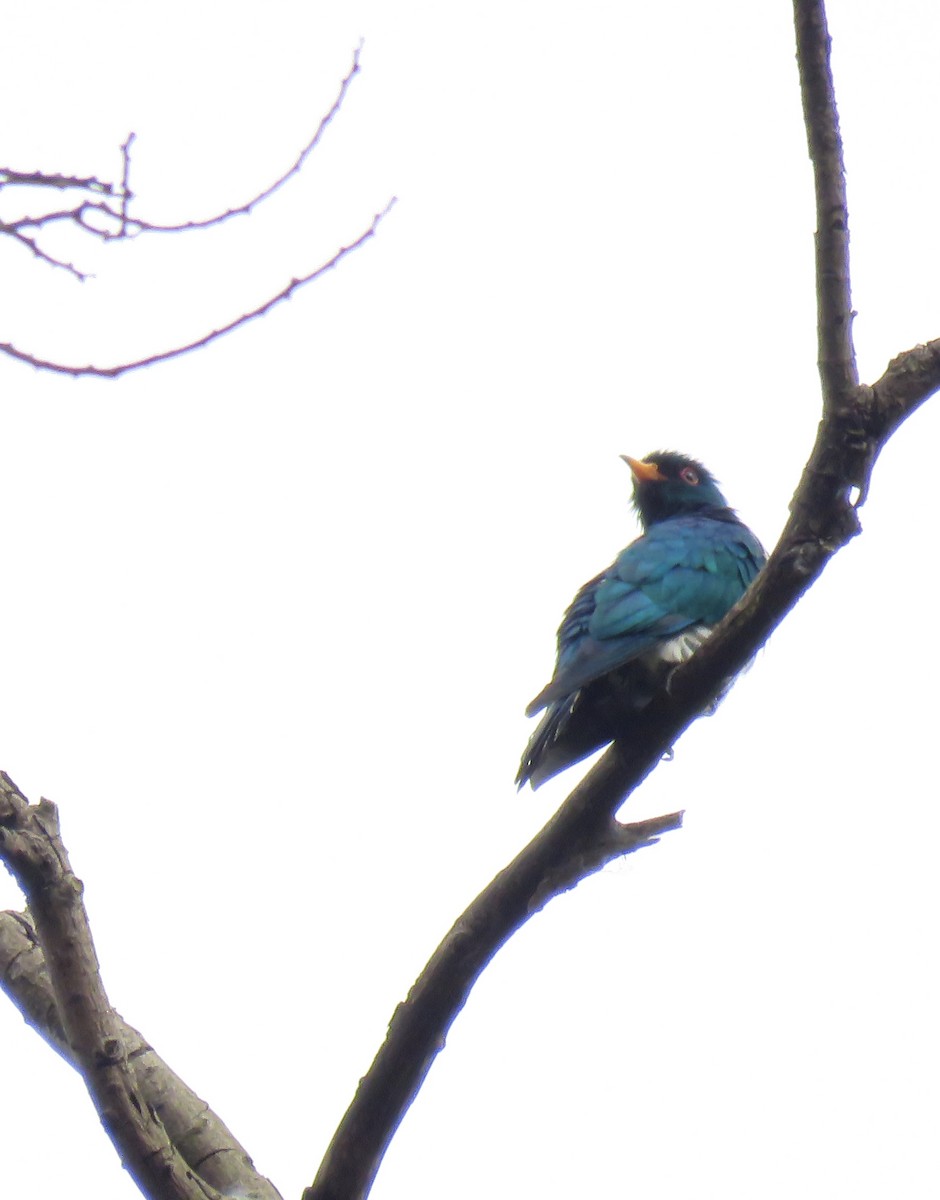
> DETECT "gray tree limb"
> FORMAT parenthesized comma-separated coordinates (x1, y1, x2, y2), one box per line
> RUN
(0, 776, 282, 1200)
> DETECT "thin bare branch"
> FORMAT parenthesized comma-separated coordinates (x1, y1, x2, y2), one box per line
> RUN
(0, 46, 382, 375)
(0, 219, 91, 278)
(119, 132, 136, 236)
(0, 43, 364, 260)
(0, 168, 114, 194)
(5, 201, 125, 237)
(795, 0, 858, 409)
(0, 909, 283, 1200)
(0, 199, 396, 378)
(127, 41, 364, 235)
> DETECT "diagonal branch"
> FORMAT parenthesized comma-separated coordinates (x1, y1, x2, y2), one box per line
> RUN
(305, 811, 683, 1200)
(304, 5, 940, 1199)
(0, 199, 396, 378)
(306, 338, 940, 1200)
(0, 45, 385, 368)
(122, 41, 365, 235)
(0, 909, 283, 1200)
(2, 44, 365, 253)
(0, 775, 242, 1200)
(0, 217, 93, 278)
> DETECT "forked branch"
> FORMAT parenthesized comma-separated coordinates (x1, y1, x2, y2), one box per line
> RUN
(0, 45, 394, 377)
(304, 4, 940, 1199)
(0, 201, 395, 378)
(0, 776, 281, 1200)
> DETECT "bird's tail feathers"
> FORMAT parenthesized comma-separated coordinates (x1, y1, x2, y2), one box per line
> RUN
(515, 696, 579, 790)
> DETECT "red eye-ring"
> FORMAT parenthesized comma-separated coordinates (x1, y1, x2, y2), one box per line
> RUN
(679, 466, 700, 486)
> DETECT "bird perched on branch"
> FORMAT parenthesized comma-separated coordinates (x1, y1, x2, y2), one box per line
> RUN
(517, 451, 765, 789)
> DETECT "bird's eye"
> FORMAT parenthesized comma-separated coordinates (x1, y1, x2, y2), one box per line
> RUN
(679, 466, 699, 486)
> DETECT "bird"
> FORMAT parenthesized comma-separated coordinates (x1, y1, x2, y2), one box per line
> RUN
(516, 451, 766, 789)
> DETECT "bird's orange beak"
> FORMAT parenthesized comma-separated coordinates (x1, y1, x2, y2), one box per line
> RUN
(621, 455, 666, 482)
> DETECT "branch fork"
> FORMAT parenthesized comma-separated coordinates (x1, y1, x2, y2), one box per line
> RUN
(0, 775, 281, 1200)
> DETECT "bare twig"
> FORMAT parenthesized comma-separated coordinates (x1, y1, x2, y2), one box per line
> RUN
(0, 168, 114, 193)
(128, 40, 365, 235)
(0, 218, 91, 279)
(0, 199, 396, 378)
(1, 44, 364, 253)
(119, 132, 136, 237)
(0, 44, 382, 369)
(0, 909, 283, 1200)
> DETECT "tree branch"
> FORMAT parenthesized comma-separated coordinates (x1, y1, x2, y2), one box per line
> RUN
(1, 45, 364, 252)
(0, 199, 396, 378)
(0, 168, 114, 193)
(0, 44, 390, 373)
(0, 774, 283, 1200)
(304, 5, 940, 1199)
(0, 217, 94, 278)
(0, 909, 283, 1200)
(795, 0, 858, 409)
(305, 810, 683, 1200)
(122, 41, 365, 236)
(0, 907, 282, 1200)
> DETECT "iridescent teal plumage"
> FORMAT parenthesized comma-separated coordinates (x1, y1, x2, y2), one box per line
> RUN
(517, 452, 765, 789)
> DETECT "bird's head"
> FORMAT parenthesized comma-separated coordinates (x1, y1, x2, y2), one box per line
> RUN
(622, 451, 729, 527)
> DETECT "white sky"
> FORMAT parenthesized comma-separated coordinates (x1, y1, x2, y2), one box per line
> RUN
(2, 2, 939, 1198)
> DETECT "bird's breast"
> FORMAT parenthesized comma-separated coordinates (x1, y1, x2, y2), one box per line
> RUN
(645, 623, 712, 666)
